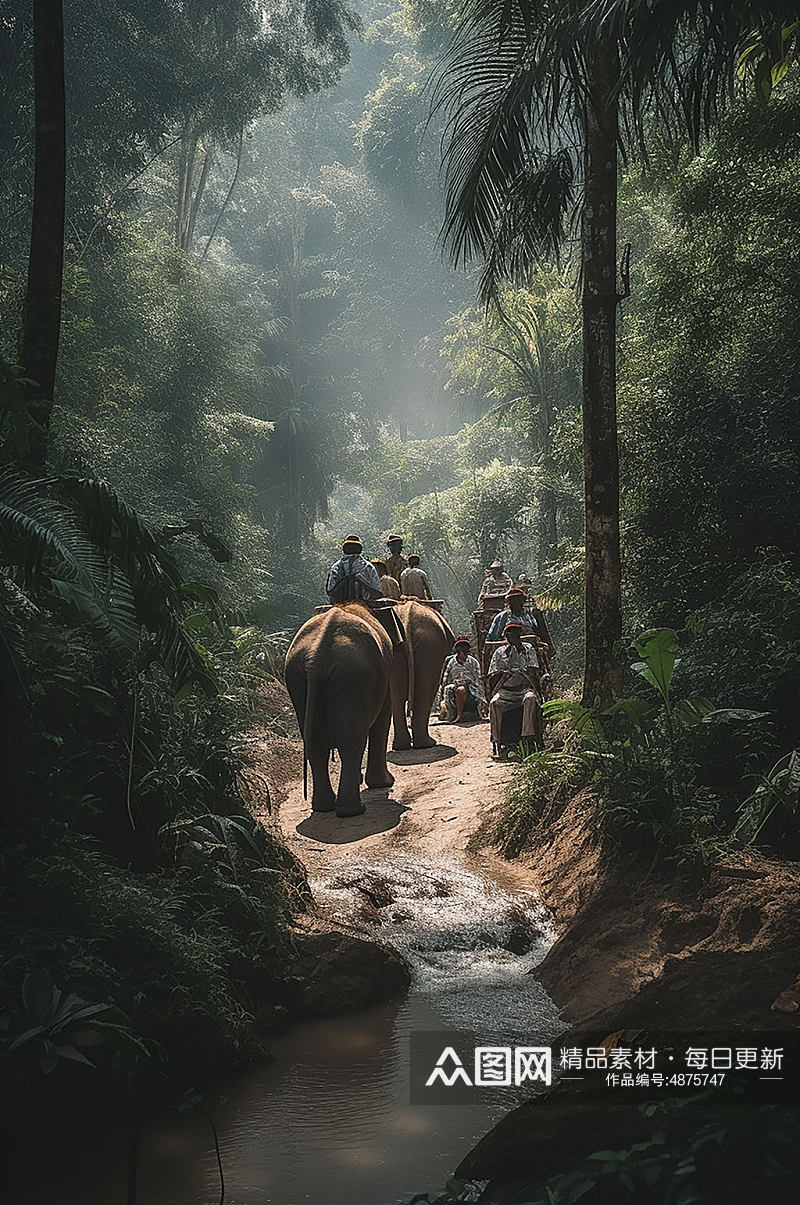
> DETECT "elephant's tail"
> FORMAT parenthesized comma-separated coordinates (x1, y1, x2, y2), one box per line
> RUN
(302, 676, 317, 801)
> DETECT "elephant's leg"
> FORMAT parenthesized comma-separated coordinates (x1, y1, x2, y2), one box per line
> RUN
(391, 651, 412, 750)
(308, 745, 336, 812)
(365, 688, 394, 789)
(410, 660, 440, 749)
(336, 735, 368, 817)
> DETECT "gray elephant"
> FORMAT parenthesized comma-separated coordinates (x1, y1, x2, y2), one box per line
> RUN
(285, 604, 395, 816)
(391, 600, 456, 750)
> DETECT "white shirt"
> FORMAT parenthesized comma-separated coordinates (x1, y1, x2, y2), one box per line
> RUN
(442, 653, 483, 690)
(488, 643, 540, 681)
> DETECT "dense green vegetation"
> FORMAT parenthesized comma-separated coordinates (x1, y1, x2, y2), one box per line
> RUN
(3, 0, 800, 1199)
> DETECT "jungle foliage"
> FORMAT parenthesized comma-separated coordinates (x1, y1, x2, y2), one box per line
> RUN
(3, 0, 800, 1178)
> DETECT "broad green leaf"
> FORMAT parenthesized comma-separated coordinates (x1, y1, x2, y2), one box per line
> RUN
(631, 628, 680, 705)
(55, 1045, 96, 1067)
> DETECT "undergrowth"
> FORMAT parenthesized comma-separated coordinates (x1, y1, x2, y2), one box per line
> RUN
(492, 624, 796, 870)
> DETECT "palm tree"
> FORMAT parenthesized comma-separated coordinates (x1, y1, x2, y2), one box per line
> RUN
(485, 304, 571, 571)
(434, 0, 799, 705)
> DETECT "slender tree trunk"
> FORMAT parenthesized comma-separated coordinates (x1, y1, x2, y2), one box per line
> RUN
(21, 0, 66, 468)
(538, 488, 557, 573)
(536, 375, 557, 572)
(185, 144, 213, 252)
(581, 35, 623, 705)
(175, 130, 188, 246)
(202, 127, 244, 260)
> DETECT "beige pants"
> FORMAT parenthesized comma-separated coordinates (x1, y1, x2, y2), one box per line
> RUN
(489, 688, 540, 743)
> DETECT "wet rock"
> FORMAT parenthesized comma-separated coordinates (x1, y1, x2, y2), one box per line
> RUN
(293, 930, 411, 1017)
(501, 921, 538, 955)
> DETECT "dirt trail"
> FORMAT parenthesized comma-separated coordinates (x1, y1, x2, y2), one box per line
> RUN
(276, 717, 522, 888)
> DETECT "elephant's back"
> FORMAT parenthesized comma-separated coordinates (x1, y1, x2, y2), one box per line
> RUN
(395, 599, 455, 647)
(285, 603, 392, 669)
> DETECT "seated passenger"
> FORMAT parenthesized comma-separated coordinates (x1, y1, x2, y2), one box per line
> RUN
(326, 535, 383, 604)
(487, 586, 555, 656)
(478, 560, 514, 602)
(439, 638, 488, 722)
(372, 558, 401, 600)
(487, 621, 542, 751)
(400, 553, 433, 600)
(385, 535, 407, 583)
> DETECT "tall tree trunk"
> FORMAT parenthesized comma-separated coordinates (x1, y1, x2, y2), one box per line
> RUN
(21, 0, 66, 469)
(581, 36, 623, 705)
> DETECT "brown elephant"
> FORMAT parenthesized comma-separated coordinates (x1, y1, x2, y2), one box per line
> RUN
(285, 604, 395, 817)
(391, 600, 455, 750)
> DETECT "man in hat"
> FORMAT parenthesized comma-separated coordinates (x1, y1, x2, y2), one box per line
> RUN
(487, 621, 542, 751)
(385, 535, 407, 583)
(487, 586, 555, 655)
(400, 553, 433, 600)
(372, 558, 401, 600)
(439, 637, 487, 722)
(478, 559, 513, 602)
(326, 536, 383, 603)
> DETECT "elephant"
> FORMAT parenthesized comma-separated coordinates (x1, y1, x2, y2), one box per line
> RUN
(391, 600, 456, 750)
(284, 603, 395, 817)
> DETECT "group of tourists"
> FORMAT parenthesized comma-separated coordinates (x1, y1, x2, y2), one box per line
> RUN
(324, 534, 554, 757)
(325, 534, 433, 604)
(439, 559, 555, 754)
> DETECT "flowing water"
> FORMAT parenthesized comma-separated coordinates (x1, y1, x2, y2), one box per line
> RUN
(17, 852, 561, 1205)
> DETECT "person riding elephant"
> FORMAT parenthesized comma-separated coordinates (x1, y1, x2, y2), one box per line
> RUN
(326, 535, 382, 604)
(385, 534, 407, 583)
(390, 599, 455, 750)
(285, 604, 395, 816)
(372, 558, 401, 600)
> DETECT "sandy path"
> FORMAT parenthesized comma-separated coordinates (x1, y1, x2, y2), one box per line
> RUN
(276, 717, 519, 886)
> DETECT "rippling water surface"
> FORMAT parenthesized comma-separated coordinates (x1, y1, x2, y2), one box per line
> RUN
(19, 853, 561, 1205)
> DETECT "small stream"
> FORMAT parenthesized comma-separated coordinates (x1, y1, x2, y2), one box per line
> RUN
(19, 853, 561, 1205)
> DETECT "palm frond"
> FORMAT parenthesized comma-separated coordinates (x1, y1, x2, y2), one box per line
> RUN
(0, 468, 107, 592)
(432, 0, 583, 299)
(582, 1, 800, 148)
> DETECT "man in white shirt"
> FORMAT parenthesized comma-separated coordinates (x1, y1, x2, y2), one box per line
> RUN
(487, 621, 542, 748)
(439, 637, 487, 722)
(400, 553, 433, 600)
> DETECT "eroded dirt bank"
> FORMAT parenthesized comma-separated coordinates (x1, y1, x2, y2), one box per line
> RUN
(508, 792, 800, 1032)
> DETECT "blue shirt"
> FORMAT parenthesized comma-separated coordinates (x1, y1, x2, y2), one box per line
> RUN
(487, 606, 542, 642)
